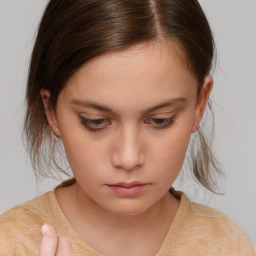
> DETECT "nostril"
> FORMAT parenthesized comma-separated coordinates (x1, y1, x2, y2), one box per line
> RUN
(110, 130, 145, 170)
(111, 150, 144, 171)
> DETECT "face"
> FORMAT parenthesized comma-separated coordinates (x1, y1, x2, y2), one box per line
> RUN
(42, 42, 212, 216)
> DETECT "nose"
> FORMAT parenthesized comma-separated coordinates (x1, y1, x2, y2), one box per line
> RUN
(111, 126, 144, 171)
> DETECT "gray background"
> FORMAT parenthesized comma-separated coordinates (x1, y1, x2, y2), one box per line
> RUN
(0, 0, 255, 247)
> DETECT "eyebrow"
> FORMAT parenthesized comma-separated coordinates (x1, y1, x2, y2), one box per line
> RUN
(70, 98, 187, 115)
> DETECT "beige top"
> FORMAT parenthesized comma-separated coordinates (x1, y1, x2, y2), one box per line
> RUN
(0, 178, 255, 255)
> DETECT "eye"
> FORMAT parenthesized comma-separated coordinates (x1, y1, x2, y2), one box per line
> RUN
(79, 116, 111, 131)
(145, 116, 175, 129)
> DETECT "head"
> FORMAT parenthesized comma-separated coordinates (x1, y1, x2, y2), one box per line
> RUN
(24, 0, 221, 195)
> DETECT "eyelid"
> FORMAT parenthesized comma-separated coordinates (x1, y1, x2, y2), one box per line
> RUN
(144, 115, 175, 122)
(79, 115, 111, 130)
(79, 112, 177, 132)
(147, 111, 176, 118)
(79, 112, 108, 119)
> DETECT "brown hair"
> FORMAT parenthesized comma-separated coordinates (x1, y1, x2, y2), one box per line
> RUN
(24, 0, 222, 192)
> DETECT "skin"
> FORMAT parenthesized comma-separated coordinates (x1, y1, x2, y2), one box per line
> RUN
(40, 224, 75, 256)
(40, 41, 212, 256)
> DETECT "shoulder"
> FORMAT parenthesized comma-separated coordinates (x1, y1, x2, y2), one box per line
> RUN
(189, 201, 255, 255)
(190, 200, 241, 233)
(0, 191, 55, 255)
(167, 191, 255, 255)
(0, 190, 55, 226)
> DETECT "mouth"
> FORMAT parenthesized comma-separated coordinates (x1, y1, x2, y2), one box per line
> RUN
(106, 182, 149, 197)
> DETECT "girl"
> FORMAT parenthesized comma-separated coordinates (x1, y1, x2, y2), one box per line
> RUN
(0, 0, 255, 255)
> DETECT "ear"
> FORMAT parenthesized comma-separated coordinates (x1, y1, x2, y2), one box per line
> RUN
(40, 89, 61, 138)
(192, 76, 213, 133)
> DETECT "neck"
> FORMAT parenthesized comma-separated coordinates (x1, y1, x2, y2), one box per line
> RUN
(56, 181, 180, 255)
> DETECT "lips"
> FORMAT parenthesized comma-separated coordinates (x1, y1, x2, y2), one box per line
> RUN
(110, 181, 147, 188)
(106, 182, 149, 197)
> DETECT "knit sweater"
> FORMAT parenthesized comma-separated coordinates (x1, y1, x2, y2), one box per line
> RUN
(0, 178, 255, 255)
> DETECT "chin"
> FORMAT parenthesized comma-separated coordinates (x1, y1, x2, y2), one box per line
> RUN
(105, 200, 153, 217)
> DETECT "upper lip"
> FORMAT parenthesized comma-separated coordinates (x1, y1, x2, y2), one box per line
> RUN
(107, 182, 148, 188)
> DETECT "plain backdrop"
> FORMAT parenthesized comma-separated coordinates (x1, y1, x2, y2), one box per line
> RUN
(0, 0, 255, 248)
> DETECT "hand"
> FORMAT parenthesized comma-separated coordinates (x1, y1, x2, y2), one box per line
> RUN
(40, 224, 75, 256)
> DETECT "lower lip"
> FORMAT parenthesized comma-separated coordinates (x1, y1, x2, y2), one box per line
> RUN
(107, 184, 147, 197)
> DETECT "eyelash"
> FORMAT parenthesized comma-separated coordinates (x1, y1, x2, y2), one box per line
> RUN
(79, 117, 109, 131)
(79, 115, 176, 131)
(144, 117, 175, 129)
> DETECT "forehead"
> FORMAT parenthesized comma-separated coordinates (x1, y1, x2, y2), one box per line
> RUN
(81, 40, 189, 77)
(61, 41, 197, 112)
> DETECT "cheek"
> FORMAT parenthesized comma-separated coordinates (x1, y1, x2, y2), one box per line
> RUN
(56, 109, 100, 165)
(149, 122, 192, 177)
(63, 134, 102, 171)
(62, 136, 107, 189)
(56, 115, 104, 178)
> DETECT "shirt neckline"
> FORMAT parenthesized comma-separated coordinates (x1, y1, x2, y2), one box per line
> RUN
(49, 178, 191, 255)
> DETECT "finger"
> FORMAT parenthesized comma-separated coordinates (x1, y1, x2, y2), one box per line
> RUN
(56, 236, 75, 256)
(40, 224, 59, 256)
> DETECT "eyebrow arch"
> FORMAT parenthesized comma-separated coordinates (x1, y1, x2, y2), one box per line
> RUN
(71, 98, 188, 115)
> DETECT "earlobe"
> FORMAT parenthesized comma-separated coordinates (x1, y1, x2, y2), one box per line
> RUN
(192, 76, 213, 133)
(40, 89, 61, 138)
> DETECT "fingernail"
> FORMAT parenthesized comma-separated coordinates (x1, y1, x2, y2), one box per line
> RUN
(41, 224, 50, 236)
